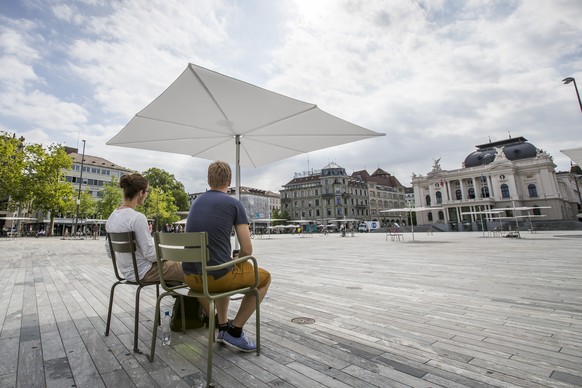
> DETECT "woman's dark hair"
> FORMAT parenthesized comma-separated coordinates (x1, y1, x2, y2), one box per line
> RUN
(119, 173, 148, 200)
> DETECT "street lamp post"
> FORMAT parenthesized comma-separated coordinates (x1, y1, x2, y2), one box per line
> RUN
(73, 140, 86, 238)
(562, 77, 582, 114)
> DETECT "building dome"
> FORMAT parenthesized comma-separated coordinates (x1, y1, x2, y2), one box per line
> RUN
(464, 137, 538, 167)
(464, 149, 497, 168)
(502, 142, 537, 160)
(321, 162, 346, 177)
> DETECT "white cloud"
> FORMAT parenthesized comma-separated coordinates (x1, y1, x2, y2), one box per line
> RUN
(1, 0, 581, 193)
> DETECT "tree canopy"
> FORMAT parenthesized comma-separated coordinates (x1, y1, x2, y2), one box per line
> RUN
(28, 143, 75, 235)
(143, 167, 189, 210)
(0, 132, 27, 209)
(96, 176, 123, 219)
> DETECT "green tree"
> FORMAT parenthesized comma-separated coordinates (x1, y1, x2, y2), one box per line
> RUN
(142, 167, 189, 210)
(0, 132, 27, 211)
(28, 143, 75, 236)
(96, 176, 123, 219)
(140, 187, 178, 232)
(66, 190, 97, 221)
(271, 208, 284, 225)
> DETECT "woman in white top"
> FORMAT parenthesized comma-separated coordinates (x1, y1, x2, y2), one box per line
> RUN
(105, 173, 183, 282)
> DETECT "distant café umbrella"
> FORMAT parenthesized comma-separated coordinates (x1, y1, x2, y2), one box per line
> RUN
(107, 63, 384, 198)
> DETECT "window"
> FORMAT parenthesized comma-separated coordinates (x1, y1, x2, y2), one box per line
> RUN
(438, 211, 444, 220)
(456, 189, 462, 200)
(436, 191, 442, 204)
(425, 195, 431, 206)
(428, 212, 433, 221)
(501, 184, 510, 198)
(528, 184, 538, 197)
(468, 188, 475, 199)
(481, 186, 490, 198)
(533, 206, 541, 216)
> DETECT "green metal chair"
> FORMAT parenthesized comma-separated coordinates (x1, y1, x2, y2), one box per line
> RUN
(150, 231, 261, 387)
(105, 231, 160, 353)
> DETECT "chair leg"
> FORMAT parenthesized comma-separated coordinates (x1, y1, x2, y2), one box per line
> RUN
(180, 295, 186, 334)
(104, 282, 120, 336)
(134, 285, 145, 353)
(206, 299, 215, 387)
(149, 294, 164, 362)
(254, 289, 260, 356)
(156, 285, 160, 326)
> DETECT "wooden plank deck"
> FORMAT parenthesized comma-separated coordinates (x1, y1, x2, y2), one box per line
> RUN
(0, 231, 581, 387)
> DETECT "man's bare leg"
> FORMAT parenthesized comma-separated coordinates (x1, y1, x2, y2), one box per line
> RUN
(232, 281, 270, 328)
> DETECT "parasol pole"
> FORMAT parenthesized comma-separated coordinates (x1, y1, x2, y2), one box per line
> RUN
(235, 135, 241, 201)
(410, 208, 415, 241)
(234, 135, 241, 250)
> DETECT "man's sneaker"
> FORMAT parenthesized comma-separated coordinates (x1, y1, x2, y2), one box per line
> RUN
(216, 328, 227, 343)
(215, 320, 232, 344)
(222, 331, 256, 352)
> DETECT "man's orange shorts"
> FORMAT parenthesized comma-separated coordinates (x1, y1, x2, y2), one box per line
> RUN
(184, 261, 270, 293)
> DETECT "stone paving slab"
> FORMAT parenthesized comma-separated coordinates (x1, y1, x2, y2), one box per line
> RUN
(0, 231, 581, 387)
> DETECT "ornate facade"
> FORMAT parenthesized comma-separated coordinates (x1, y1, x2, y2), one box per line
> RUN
(412, 137, 581, 229)
(281, 162, 406, 223)
(351, 168, 406, 220)
(281, 163, 369, 221)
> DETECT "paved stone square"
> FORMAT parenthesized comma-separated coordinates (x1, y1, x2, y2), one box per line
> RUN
(0, 230, 581, 387)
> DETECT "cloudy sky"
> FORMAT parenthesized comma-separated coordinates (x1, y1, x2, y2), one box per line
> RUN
(1, 0, 581, 193)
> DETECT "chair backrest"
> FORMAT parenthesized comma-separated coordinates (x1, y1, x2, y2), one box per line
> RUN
(107, 231, 142, 284)
(154, 232, 209, 263)
(153, 231, 210, 289)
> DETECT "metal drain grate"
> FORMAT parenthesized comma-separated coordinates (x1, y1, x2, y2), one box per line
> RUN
(291, 317, 315, 324)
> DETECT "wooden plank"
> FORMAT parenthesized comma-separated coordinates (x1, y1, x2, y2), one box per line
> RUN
(17, 339, 44, 388)
(0, 337, 19, 378)
(44, 356, 75, 388)
(0, 233, 581, 387)
(63, 336, 106, 388)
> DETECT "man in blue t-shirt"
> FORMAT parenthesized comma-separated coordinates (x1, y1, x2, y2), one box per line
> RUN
(184, 161, 271, 352)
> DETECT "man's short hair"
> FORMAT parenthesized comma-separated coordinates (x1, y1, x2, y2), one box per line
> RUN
(208, 161, 232, 188)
